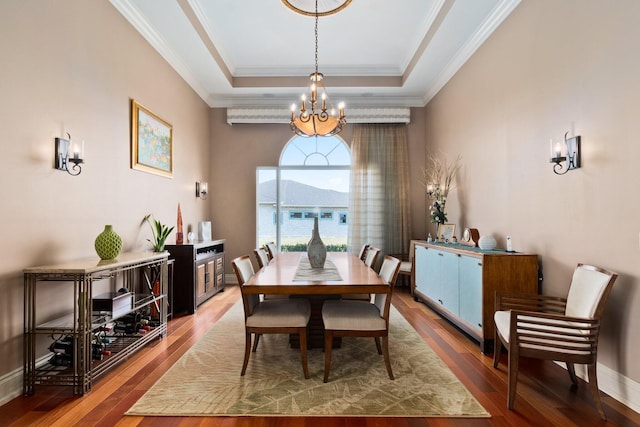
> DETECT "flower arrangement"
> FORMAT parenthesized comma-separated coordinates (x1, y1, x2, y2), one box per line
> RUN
(144, 214, 175, 252)
(420, 154, 462, 227)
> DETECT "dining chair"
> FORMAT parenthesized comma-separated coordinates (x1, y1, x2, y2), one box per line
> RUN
(391, 240, 418, 290)
(322, 255, 401, 382)
(253, 247, 270, 269)
(265, 242, 277, 261)
(493, 263, 618, 420)
(232, 255, 311, 379)
(357, 243, 369, 261)
(341, 246, 382, 301)
(364, 246, 381, 270)
(254, 247, 288, 301)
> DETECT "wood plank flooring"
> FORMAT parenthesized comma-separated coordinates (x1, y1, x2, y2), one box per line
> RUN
(2, 284, 639, 426)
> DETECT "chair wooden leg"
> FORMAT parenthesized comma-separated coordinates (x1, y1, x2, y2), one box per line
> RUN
(241, 332, 252, 376)
(493, 330, 502, 368)
(507, 343, 519, 409)
(323, 331, 334, 383)
(588, 363, 607, 420)
(374, 337, 382, 355)
(381, 335, 394, 380)
(299, 328, 309, 379)
(566, 362, 578, 385)
(252, 334, 261, 352)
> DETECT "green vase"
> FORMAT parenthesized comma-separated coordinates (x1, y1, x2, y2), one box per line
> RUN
(94, 225, 122, 260)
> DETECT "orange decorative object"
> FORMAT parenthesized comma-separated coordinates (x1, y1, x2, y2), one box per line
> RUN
(176, 203, 184, 244)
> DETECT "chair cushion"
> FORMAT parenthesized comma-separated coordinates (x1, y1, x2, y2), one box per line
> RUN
(565, 266, 611, 319)
(399, 261, 412, 273)
(322, 300, 386, 331)
(246, 299, 310, 328)
(494, 310, 591, 355)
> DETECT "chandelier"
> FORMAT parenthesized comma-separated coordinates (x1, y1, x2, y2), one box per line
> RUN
(288, 0, 347, 137)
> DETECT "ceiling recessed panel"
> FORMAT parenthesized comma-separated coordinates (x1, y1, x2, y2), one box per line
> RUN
(110, 0, 520, 108)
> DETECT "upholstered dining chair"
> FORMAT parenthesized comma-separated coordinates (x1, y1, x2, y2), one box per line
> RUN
(364, 246, 381, 271)
(232, 255, 311, 379)
(357, 243, 369, 261)
(253, 247, 269, 270)
(392, 240, 419, 291)
(322, 255, 402, 383)
(265, 242, 277, 261)
(342, 246, 381, 301)
(493, 263, 618, 420)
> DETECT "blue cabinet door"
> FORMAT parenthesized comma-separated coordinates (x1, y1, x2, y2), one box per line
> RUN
(414, 245, 429, 294)
(440, 251, 459, 314)
(459, 255, 483, 331)
(424, 248, 442, 300)
(415, 246, 441, 301)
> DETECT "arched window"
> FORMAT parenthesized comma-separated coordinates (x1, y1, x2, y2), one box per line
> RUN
(257, 135, 350, 252)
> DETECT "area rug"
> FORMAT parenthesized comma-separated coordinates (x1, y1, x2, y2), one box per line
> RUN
(126, 301, 490, 417)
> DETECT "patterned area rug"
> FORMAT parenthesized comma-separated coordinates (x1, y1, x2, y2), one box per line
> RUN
(126, 301, 490, 417)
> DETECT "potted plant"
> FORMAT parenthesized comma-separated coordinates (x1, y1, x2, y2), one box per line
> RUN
(144, 214, 175, 252)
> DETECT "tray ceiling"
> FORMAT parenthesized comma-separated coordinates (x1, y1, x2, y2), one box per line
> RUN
(110, 0, 520, 108)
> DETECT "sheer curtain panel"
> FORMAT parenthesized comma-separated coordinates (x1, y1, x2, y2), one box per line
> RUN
(348, 124, 411, 263)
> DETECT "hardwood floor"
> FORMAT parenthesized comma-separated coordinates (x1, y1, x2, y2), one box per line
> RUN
(2, 284, 639, 426)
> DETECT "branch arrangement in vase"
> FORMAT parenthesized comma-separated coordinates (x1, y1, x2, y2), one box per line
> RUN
(420, 154, 462, 225)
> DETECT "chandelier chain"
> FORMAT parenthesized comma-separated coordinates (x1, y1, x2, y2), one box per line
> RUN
(314, 1, 319, 76)
(289, 0, 346, 137)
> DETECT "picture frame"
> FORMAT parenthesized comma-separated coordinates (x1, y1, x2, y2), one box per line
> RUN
(438, 223, 456, 242)
(131, 99, 173, 178)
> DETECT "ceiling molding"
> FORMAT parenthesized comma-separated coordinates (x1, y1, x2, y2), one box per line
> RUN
(109, 0, 212, 101)
(110, 0, 521, 109)
(227, 107, 411, 125)
(422, 0, 521, 104)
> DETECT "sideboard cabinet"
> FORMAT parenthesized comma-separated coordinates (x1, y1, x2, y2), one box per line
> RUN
(24, 252, 168, 395)
(413, 242, 539, 353)
(166, 239, 225, 314)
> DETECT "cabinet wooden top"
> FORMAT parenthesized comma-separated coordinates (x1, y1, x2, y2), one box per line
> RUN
(23, 252, 169, 274)
(166, 239, 225, 249)
(414, 241, 536, 258)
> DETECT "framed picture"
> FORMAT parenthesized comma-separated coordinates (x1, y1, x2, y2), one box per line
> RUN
(438, 223, 456, 242)
(131, 99, 173, 178)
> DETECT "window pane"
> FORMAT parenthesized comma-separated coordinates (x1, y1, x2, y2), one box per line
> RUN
(257, 168, 277, 248)
(258, 136, 350, 252)
(280, 168, 349, 252)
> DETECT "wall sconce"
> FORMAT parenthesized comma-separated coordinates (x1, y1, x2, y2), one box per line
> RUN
(549, 132, 581, 175)
(55, 133, 84, 176)
(196, 181, 208, 199)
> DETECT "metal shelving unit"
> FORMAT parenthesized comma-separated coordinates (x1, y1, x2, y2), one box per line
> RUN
(24, 252, 168, 395)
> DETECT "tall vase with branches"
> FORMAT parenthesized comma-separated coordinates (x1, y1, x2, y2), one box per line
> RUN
(421, 154, 462, 238)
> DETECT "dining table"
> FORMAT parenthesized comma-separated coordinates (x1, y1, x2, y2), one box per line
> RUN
(243, 251, 389, 348)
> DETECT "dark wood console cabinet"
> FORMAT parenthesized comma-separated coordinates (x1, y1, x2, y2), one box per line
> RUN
(166, 239, 225, 314)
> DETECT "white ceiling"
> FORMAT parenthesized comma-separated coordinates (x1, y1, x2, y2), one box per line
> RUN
(110, 0, 520, 109)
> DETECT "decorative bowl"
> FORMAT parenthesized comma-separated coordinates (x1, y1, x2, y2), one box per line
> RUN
(478, 235, 497, 250)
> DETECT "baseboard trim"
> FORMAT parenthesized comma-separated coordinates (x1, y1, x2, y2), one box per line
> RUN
(0, 354, 49, 406)
(0, 366, 22, 406)
(554, 361, 640, 414)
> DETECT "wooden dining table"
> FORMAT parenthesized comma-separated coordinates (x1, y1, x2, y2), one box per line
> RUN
(243, 252, 389, 348)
